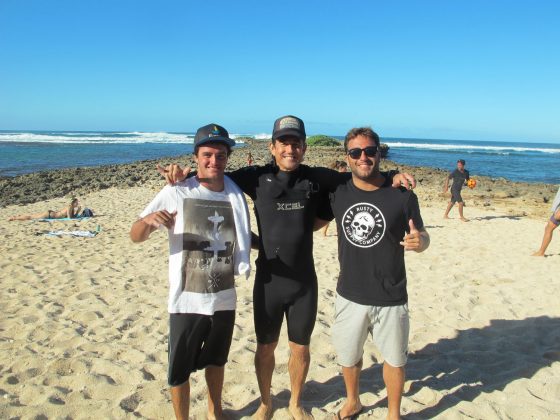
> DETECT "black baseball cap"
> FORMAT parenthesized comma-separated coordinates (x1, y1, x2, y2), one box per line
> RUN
(194, 124, 236, 148)
(272, 115, 306, 141)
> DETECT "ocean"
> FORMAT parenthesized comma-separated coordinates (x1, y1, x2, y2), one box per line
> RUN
(1, 131, 558, 184)
(380, 137, 560, 185)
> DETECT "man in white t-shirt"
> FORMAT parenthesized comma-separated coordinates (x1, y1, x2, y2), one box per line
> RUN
(130, 123, 251, 420)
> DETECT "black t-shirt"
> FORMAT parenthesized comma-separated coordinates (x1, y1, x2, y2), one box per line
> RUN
(329, 177, 424, 306)
(230, 164, 345, 281)
(449, 169, 470, 192)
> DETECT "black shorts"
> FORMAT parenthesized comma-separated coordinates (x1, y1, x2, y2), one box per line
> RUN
(168, 311, 235, 387)
(451, 189, 463, 203)
(253, 274, 318, 346)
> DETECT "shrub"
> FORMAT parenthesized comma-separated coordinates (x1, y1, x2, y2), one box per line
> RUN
(306, 135, 341, 147)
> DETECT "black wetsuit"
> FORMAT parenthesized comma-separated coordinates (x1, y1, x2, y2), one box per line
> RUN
(188, 164, 394, 345)
(231, 164, 340, 345)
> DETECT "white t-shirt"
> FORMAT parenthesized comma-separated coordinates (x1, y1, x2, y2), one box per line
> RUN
(140, 178, 238, 315)
(552, 186, 560, 213)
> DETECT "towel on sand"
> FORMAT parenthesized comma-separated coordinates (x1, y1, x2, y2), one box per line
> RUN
(37, 217, 91, 222)
(45, 230, 98, 238)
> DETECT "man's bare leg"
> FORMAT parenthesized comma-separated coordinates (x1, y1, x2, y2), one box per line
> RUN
(443, 202, 453, 219)
(458, 202, 468, 221)
(532, 220, 558, 256)
(383, 362, 405, 420)
(254, 341, 277, 419)
(206, 365, 226, 420)
(288, 341, 313, 419)
(171, 382, 190, 420)
(335, 359, 363, 419)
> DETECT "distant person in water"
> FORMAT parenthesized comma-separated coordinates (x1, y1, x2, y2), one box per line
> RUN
(532, 186, 560, 256)
(443, 159, 470, 222)
(9, 197, 82, 221)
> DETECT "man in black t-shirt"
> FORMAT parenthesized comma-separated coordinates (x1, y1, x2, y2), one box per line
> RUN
(327, 127, 430, 420)
(443, 159, 470, 221)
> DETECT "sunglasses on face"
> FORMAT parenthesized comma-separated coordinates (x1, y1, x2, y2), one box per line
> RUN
(347, 146, 378, 159)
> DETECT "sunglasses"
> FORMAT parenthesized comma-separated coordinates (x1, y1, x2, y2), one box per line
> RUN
(347, 146, 378, 159)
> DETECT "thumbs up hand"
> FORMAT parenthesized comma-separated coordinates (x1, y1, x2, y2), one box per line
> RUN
(400, 219, 422, 251)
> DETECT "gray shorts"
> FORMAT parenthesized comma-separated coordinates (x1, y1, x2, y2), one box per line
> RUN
(451, 189, 463, 203)
(550, 212, 560, 226)
(331, 295, 409, 367)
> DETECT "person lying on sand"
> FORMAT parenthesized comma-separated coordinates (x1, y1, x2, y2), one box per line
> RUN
(9, 197, 82, 221)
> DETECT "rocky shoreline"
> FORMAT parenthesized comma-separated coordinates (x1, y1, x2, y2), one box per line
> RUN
(1, 140, 557, 218)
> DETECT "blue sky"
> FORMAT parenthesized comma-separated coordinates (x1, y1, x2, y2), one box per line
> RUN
(1, 1, 559, 143)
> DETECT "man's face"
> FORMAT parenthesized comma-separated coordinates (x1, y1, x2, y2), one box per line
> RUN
(346, 135, 380, 181)
(194, 143, 229, 181)
(457, 161, 465, 170)
(269, 136, 306, 172)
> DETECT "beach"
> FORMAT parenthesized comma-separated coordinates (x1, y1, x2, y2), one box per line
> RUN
(1, 142, 559, 419)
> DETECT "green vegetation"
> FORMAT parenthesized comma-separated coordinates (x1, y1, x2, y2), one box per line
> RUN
(304, 134, 390, 157)
(306, 135, 341, 147)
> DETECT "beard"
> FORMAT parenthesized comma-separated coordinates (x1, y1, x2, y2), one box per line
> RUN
(351, 160, 380, 181)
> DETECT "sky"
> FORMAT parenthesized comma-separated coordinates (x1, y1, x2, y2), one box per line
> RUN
(1, 0, 559, 143)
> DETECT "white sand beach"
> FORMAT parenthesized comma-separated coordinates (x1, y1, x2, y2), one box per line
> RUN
(1, 184, 559, 419)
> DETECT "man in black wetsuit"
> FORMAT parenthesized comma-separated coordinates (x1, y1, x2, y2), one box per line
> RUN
(158, 116, 415, 420)
(239, 116, 334, 420)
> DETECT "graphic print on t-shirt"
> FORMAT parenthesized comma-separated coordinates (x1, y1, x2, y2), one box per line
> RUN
(342, 202, 386, 248)
(181, 198, 235, 293)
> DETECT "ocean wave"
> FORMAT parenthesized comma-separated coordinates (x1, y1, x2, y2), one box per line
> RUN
(0, 131, 263, 145)
(385, 141, 560, 154)
(0, 131, 196, 144)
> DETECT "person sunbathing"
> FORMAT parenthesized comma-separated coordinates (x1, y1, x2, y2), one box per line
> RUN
(8, 197, 82, 221)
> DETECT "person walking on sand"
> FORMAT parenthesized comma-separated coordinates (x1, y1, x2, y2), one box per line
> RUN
(130, 124, 251, 420)
(443, 159, 470, 221)
(9, 197, 81, 221)
(324, 127, 430, 420)
(157, 116, 416, 420)
(532, 185, 560, 256)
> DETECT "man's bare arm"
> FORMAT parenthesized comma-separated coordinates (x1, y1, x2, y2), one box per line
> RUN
(391, 172, 417, 189)
(130, 210, 176, 243)
(313, 218, 330, 231)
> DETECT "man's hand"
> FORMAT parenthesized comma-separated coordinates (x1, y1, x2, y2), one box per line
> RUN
(392, 172, 416, 189)
(156, 164, 191, 185)
(142, 210, 177, 230)
(130, 210, 177, 243)
(400, 219, 429, 252)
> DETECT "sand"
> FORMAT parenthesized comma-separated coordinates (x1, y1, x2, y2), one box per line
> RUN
(1, 147, 559, 419)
